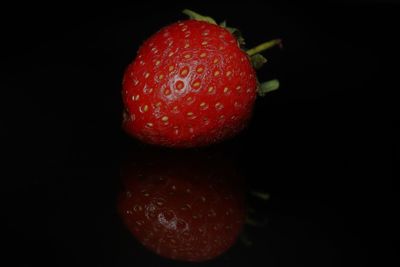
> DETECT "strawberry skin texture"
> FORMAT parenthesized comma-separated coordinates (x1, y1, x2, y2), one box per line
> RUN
(122, 20, 257, 147)
(117, 153, 245, 262)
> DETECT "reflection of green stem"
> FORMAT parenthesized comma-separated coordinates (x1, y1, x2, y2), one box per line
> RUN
(182, 9, 217, 24)
(240, 232, 253, 247)
(250, 191, 270, 200)
(246, 39, 282, 56)
(246, 217, 267, 227)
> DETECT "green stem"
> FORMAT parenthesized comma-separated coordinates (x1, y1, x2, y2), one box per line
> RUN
(258, 79, 280, 96)
(182, 9, 217, 25)
(246, 39, 282, 56)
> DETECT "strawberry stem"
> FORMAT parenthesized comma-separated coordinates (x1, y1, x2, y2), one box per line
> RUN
(246, 39, 282, 56)
(257, 79, 280, 96)
(182, 9, 217, 25)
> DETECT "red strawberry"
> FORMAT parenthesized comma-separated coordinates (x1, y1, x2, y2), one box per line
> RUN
(117, 150, 245, 262)
(122, 10, 281, 148)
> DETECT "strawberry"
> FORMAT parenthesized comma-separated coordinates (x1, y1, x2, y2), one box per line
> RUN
(117, 150, 245, 262)
(122, 10, 281, 147)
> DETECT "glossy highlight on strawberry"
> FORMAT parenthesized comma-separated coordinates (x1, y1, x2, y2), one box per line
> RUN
(122, 19, 258, 147)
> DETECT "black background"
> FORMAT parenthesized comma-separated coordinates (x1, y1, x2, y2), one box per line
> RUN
(1, 1, 395, 266)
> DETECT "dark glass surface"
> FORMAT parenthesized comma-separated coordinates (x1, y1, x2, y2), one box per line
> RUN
(2, 1, 394, 266)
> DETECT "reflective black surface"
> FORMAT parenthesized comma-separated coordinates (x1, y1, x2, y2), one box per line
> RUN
(2, 1, 394, 266)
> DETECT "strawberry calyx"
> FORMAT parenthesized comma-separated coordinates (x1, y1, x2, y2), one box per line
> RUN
(182, 9, 281, 96)
(220, 21, 246, 48)
(182, 9, 217, 25)
(250, 54, 268, 70)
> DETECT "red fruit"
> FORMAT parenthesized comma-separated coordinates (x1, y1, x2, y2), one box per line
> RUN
(122, 10, 281, 148)
(122, 16, 261, 148)
(117, 151, 245, 262)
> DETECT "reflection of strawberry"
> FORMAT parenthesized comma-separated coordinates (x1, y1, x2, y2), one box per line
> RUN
(117, 150, 245, 262)
(122, 10, 281, 148)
